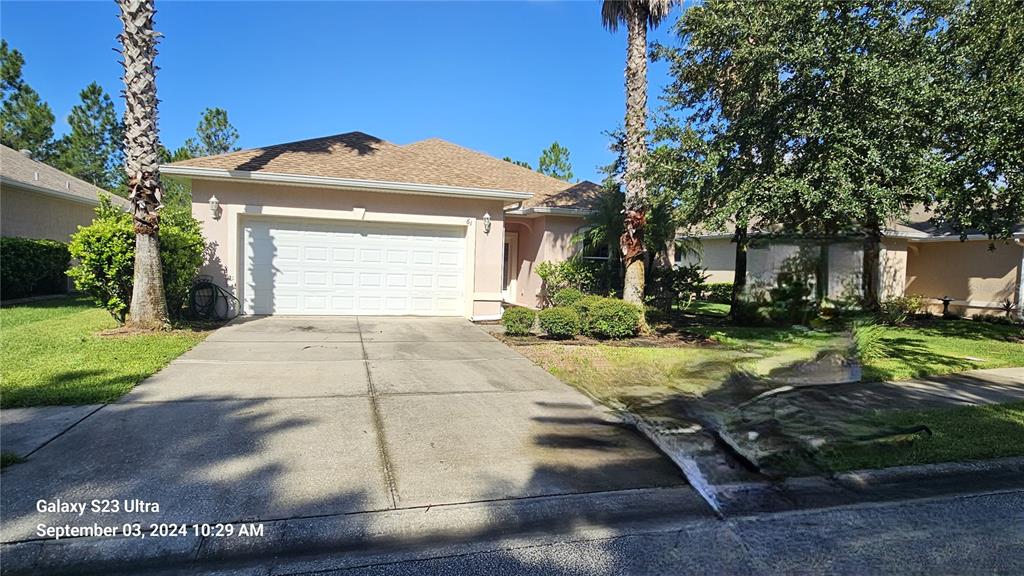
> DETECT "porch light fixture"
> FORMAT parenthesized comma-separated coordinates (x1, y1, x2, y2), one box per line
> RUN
(209, 195, 221, 220)
(483, 212, 492, 234)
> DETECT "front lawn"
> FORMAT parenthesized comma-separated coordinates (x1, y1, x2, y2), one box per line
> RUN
(859, 320, 1024, 381)
(1, 296, 209, 407)
(819, 401, 1024, 472)
(511, 312, 1024, 474)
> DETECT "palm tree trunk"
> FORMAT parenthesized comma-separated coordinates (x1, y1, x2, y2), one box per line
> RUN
(119, 0, 168, 329)
(620, 3, 650, 308)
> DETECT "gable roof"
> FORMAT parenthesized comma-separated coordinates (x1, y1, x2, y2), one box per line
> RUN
(0, 144, 126, 206)
(162, 132, 600, 211)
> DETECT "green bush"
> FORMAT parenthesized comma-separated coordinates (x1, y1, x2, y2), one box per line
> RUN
(852, 320, 886, 361)
(706, 282, 733, 304)
(536, 258, 600, 306)
(501, 306, 536, 336)
(553, 287, 584, 308)
(586, 298, 642, 339)
(570, 294, 605, 331)
(972, 313, 1022, 326)
(877, 294, 924, 326)
(538, 306, 581, 339)
(0, 237, 70, 299)
(68, 197, 205, 323)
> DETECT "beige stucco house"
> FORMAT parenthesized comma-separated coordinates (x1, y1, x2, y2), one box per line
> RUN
(0, 144, 126, 241)
(163, 132, 600, 320)
(681, 213, 1024, 317)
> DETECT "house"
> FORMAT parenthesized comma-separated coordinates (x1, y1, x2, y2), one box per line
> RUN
(0, 144, 127, 241)
(162, 132, 601, 320)
(679, 210, 1024, 317)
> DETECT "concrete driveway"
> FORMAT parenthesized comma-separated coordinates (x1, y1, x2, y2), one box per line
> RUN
(0, 316, 683, 543)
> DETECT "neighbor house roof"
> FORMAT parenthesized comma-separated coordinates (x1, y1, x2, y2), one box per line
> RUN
(162, 132, 600, 210)
(0, 144, 126, 207)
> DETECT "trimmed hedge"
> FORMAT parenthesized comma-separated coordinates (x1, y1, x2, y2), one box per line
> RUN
(706, 282, 733, 304)
(0, 237, 70, 300)
(569, 295, 642, 339)
(552, 287, 584, 308)
(502, 306, 536, 336)
(538, 306, 581, 339)
(587, 298, 643, 339)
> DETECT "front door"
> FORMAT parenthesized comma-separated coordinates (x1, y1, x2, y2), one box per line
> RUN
(503, 232, 518, 302)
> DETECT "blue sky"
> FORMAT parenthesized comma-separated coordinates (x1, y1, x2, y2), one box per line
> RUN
(1, 1, 680, 183)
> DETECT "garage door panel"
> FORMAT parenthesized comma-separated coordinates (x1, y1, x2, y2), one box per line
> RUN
(243, 219, 466, 316)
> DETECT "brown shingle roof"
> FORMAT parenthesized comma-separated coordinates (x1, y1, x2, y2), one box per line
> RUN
(166, 132, 599, 210)
(0, 144, 127, 206)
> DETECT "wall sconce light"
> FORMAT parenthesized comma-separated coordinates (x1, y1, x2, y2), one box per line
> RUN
(483, 212, 492, 234)
(209, 195, 221, 220)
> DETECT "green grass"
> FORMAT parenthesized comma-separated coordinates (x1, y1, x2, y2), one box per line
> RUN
(860, 320, 1024, 381)
(1, 452, 25, 469)
(819, 401, 1024, 472)
(678, 300, 730, 317)
(517, 326, 846, 411)
(1, 296, 208, 407)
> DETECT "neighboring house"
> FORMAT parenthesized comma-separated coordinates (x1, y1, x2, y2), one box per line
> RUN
(679, 210, 1024, 317)
(162, 132, 601, 320)
(0, 144, 127, 241)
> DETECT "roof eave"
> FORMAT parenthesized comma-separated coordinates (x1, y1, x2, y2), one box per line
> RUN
(504, 206, 593, 218)
(0, 175, 121, 207)
(160, 165, 534, 202)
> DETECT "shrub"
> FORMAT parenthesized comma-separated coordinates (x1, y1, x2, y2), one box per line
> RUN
(538, 306, 581, 339)
(68, 197, 206, 323)
(973, 313, 1021, 326)
(536, 258, 599, 306)
(501, 306, 536, 336)
(648, 264, 708, 312)
(706, 282, 733, 304)
(586, 298, 642, 339)
(553, 287, 584, 308)
(570, 294, 605, 331)
(852, 320, 886, 361)
(877, 294, 924, 326)
(0, 237, 70, 299)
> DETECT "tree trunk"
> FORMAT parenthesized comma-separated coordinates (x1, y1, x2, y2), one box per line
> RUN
(119, 0, 168, 328)
(862, 219, 883, 311)
(620, 3, 649, 310)
(129, 232, 168, 328)
(730, 225, 749, 311)
(815, 239, 830, 302)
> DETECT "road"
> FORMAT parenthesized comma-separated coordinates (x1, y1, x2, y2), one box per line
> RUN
(180, 488, 1023, 575)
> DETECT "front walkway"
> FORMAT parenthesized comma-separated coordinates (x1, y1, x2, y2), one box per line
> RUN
(0, 316, 684, 543)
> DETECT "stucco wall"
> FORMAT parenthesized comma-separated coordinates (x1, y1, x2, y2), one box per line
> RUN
(190, 179, 507, 319)
(505, 215, 585, 308)
(906, 239, 1021, 315)
(677, 238, 736, 283)
(0, 185, 98, 241)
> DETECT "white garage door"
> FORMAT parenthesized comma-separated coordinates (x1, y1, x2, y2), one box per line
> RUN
(243, 219, 466, 316)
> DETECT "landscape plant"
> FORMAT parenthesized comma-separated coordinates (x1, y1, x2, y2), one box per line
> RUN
(553, 287, 584, 308)
(0, 237, 70, 299)
(68, 197, 204, 323)
(538, 306, 582, 339)
(501, 306, 536, 336)
(586, 298, 643, 339)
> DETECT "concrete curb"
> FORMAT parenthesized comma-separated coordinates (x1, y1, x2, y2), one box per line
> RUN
(833, 455, 1024, 489)
(627, 412, 1024, 515)
(0, 486, 708, 575)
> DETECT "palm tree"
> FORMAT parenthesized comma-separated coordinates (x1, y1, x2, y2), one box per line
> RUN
(118, 0, 168, 328)
(602, 0, 675, 310)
